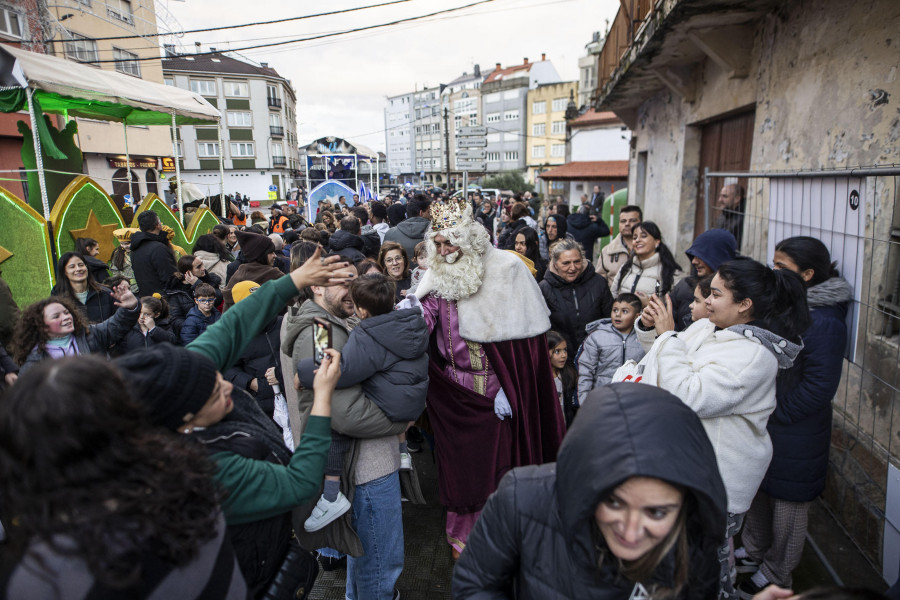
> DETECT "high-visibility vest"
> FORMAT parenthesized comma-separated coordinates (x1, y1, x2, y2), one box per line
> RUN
(270, 215, 289, 234)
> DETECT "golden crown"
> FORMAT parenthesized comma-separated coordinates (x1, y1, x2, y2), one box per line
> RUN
(431, 198, 469, 232)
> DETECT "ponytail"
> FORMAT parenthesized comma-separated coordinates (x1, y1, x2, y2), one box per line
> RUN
(141, 294, 170, 320)
(717, 257, 811, 341)
(774, 236, 839, 287)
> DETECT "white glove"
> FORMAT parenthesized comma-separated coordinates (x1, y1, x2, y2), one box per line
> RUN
(396, 294, 423, 313)
(494, 387, 512, 420)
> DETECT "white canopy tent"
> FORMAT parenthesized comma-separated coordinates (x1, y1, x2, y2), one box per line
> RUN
(0, 43, 223, 222)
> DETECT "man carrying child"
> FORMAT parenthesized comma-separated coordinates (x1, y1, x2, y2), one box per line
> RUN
(296, 273, 428, 531)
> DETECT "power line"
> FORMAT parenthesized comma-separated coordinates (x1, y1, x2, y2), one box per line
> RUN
(85, 0, 498, 63)
(45, 0, 417, 42)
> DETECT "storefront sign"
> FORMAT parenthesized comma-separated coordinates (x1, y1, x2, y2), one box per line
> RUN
(161, 157, 176, 171)
(107, 155, 159, 169)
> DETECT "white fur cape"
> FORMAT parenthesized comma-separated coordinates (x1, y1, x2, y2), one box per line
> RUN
(415, 245, 551, 344)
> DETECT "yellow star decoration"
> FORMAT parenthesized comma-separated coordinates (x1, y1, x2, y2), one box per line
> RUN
(69, 210, 120, 263)
(0, 245, 11, 266)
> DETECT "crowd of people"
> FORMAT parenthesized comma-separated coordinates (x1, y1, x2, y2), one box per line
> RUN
(0, 185, 889, 600)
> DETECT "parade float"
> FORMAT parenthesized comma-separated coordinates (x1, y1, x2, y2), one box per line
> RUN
(0, 44, 223, 307)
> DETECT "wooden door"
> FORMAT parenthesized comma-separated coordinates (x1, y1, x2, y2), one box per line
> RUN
(695, 110, 755, 239)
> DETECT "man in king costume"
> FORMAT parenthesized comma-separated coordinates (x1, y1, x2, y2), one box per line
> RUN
(411, 199, 565, 556)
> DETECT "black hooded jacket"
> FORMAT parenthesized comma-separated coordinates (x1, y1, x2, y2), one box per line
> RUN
(130, 230, 178, 296)
(453, 384, 727, 599)
(567, 213, 610, 260)
(329, 229, 367, 264)
(539, 264, 613, 355)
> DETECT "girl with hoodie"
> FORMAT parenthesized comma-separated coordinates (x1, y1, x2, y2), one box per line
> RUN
(638, 257, 810, 599)
(453, 384, 728, 599)
(736, 237, 852, 597)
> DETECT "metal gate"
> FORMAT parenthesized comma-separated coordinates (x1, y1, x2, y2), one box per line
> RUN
(703, 166, 900, 580)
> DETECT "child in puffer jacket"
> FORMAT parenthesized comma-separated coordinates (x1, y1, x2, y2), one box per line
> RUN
(577, 293, 645, 404)
(296, 272, 428, 532)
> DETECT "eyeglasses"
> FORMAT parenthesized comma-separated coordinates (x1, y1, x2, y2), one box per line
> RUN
(196, 298, 216, 304)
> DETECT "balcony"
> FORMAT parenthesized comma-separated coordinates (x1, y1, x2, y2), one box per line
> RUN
(267, 97, 282, 109)
(272, 156, 287, 166)
(270, 126, 284, 137)
(593, 0, 778, 127)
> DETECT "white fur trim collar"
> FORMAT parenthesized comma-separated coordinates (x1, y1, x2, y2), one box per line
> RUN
(416, 246, 551, 343)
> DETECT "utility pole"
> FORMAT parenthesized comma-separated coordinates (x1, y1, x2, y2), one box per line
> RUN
(443, 107, 451, 191)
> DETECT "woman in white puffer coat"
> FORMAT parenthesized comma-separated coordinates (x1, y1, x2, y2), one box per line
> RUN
(635, 256, 810, 600)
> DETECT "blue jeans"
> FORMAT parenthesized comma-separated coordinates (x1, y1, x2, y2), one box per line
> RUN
(345, 471, 403, 600)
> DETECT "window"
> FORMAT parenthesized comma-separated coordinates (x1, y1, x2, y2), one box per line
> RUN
(532, 100, 546, 115)
(552, 97, 568, 112)
(197, 142, 220, 157)
(107, 0, 133, 25)
(64, 33, 98, 63)
(486, 152, 500, 162)
(504, 110, 519, 121)
(551, 144, 565, 157)
(532, 123, 546, 136)
(415, 109, 421, 119)
(431, 123, 440, 133)
(504, 151, 519, 161)
(224, 81, 248, 97)
(227, 112, 252, 127)
(0, 8, 23, 38)
(271, 143, 284, 156)
(113, 48, 140, 77)
(190, 79, 216, 96)
(551, 121, 566, 135)
(174, 141, 183, 158)
(269, 113, 281, 127)
(503, 90, 518, 100)
(432, 107, 439, 117)
(469, 117, 478, 126)
(229, 142, 254, 158)
(484, 92, 501, 104)
(164, 78, 175, 87)
(486, 113, 500, 123)
(532, 145, 546, 158)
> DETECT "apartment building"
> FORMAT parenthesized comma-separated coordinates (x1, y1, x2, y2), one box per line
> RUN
(525, 80, 578, 185)
(443, 65, 489, 184)
(384, 92, 415, 184)
(162, 51, 299, 201)
(412, 84, 445, 187)
(481, 55, 561, 175)
(14, 0, 172, 205)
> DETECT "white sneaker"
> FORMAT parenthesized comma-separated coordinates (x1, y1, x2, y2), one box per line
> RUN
(400, 452, 412, 470)
(304, 492, 351, 532)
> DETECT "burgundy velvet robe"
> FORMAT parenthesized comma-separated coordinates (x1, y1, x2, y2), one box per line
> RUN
(426, 332, 565, 514)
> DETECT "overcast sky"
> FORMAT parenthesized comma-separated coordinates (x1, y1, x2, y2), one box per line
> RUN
(161, 0, 620, 152)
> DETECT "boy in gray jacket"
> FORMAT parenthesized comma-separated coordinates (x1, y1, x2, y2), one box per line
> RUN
(297, 273, 428, 531)
(577, 293, 645, 404)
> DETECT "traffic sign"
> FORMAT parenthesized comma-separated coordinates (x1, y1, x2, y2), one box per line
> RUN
(458, 138, 487, 148)
(267, 191, 277, 200)
(457, 149, 485, 160)
(268, 184, 278, 192)
(458, 162, 486, 171)
(458, 126, 487, 136)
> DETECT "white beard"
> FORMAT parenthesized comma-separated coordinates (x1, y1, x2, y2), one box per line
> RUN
(428, 249, 485, 300)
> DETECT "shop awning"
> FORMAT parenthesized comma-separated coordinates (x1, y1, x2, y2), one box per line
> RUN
(0, 43, 220, 125)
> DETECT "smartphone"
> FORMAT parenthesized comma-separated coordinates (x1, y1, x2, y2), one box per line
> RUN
(654, 280, 661, 296)
(312, 317, 332, 366)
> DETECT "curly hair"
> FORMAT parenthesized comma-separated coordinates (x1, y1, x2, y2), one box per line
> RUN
(12, 296, 89, 365)
(0, 356, 222, 588)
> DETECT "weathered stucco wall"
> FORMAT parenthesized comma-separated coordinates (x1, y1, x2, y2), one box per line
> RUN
(626, 0, 900, 577)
